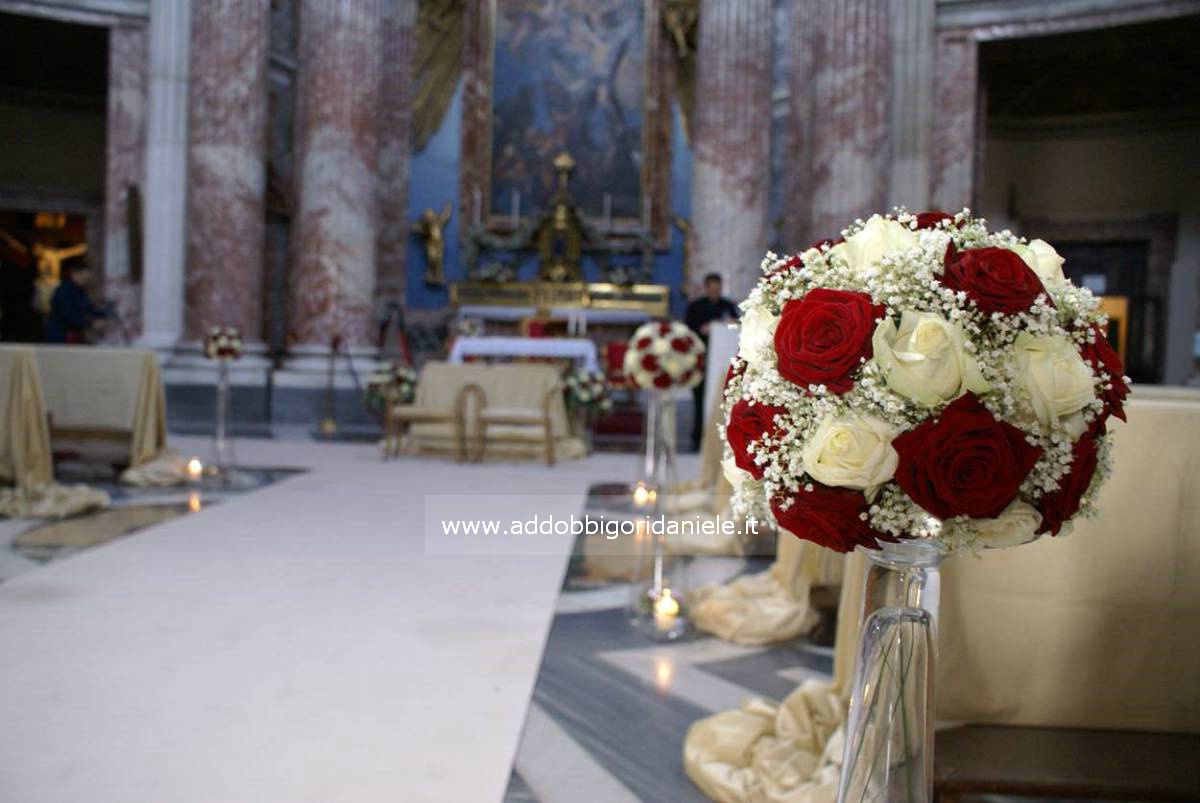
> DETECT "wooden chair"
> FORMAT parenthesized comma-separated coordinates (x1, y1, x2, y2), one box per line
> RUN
(385, 383, 476, 462)
(1098, 295, 1130, 364)
(474, 383, 563, 466)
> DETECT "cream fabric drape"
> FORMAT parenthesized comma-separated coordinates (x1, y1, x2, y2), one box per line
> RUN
(32, 346, 167, 468)
(683, 551, 868, 803)
(0, 347, 53, 489)
(0, 347, 111, 518)
(938, 391, 1200, 733)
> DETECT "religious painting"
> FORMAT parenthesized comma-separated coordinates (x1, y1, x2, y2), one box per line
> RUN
(490, 0, 645, 221)
(460, 0, 671, 243)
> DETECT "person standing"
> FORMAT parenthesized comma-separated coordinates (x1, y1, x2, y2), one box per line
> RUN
(45, 261, 106, 344)
(0, 243, 40, 342)
(684, 272, 739, 450)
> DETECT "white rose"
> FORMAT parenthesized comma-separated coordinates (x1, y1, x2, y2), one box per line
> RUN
(722, 454, 753, 490)
(969, 501, 1043, 549)
(1011, 239, 1066, 290)
(634, 370, 653, 388)
(652, 339, 669, 356)
(829, 214, 917, 276)
(662, 356, 683, 376)
(872, 312, 989, 406)
(802, 414, 898, 491)
(1012, 333, 1095, 437)
(738, 306, 779, 363)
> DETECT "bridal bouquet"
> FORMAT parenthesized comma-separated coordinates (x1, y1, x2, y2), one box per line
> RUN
(367, 362, 417, 408)
(723, 210, 1127, 553)
(624, 321, 706, 390)
(204, 326, 243, 361)
(564, 369, 613, 416)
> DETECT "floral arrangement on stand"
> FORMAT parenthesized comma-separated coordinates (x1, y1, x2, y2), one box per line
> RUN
(624, 320, 706, 640)
(366, 362, 417, 410)
(624, 320, 706, 391)
(721, 209, 1128, 802)
(203, 326, 243, 361)
(564, 369, 613, 417)
(724, 209, 1126, 553)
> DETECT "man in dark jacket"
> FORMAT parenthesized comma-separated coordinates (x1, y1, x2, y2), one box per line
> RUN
(46, 261, 105, 344)
(684, 273, 739, 450)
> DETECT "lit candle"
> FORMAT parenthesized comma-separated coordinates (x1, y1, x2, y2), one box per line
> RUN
(633, 481, 651, 508)
(653, 589, 680, 633)
(186, 458, 203, 482)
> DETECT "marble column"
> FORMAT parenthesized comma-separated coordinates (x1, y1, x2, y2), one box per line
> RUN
(288, 0, 383, 351)
(931, 31, 980, 213)
(375, 0, 415, 307)
(139, 0, 191, 352)
(184, 0, 270, 346)
(103, 23, 148, 339)
(807, 0, 891, 241)
(690, 0, 772, 301)
(886, 0, 935, 211)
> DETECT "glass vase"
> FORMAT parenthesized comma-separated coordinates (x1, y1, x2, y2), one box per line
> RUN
(210, 360, 236, 482)
(629, 391, 687, 640)
(837, 539, 943, 803)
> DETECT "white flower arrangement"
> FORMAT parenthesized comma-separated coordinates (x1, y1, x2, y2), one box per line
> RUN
(723, 209, 1129, 555)
(203, 326, 243, 361)
(564, 369, 613, 416)
(623, 321, 706, 391)
(367, 362, 417, 408)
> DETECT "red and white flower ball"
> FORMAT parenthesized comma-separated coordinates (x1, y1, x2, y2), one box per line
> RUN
(204, 326, 244, 361)
(723, 210, 1128, 554)
(624, 321, 706, 391)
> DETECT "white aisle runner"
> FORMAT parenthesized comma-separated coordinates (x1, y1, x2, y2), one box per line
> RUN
(0, 439, 606, 803)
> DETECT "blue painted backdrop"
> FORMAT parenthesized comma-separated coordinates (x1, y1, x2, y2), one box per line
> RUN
(406, 79, 693, 318)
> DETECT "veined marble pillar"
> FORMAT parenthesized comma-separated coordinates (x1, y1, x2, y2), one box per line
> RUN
(103, 23, 148, 339)
(931, 31, 979, 212)
(690, 0, 772, 301)
(288, 0, 383, 351)
(887, 0, 935, 211)
(807, 0, 891, 241)
(140, 0, 191, 352)
(375, 0, 416, 306)
(185, 0, 270, 346)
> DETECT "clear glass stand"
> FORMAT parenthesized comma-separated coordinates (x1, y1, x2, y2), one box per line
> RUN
(209, 360, 237, 484)
(837, 539, 943, 803)
(629, 391, 687, 640)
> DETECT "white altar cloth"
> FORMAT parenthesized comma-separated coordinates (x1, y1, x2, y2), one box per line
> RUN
(0, 437, 603, 803)
(449, 335, 600, 372)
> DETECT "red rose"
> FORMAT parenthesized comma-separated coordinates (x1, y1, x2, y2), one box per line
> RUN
(892, 393, 1043, 520)
(766, 255, 804, 279)
(1037, 430, 1100, 535)
(771, 483, 895, 553)
(1079, 325, 1129, 422)
(641, 355, 659, 372)
(915, 211, 953, 229)
(725, 399, 786, 479)
(724, 360, 744, 389)
(773, 288, 885, 393)
(653, 373, 672, 389)
(941, 245, 1046, 314)
(635, 336, 652, 350)
(671, 337, 693, 353)
(658, 323, 672, 336)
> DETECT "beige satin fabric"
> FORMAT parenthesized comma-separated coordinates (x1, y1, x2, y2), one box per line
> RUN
(404, 362, 585, 460)
(31, 346, 166, 468)
(683, 552, 868, 803)
(938, 393, 1200, 733)
(120, 449, 190, 487)
(0, 482, 110, 519)
(0, 347, 53, 489)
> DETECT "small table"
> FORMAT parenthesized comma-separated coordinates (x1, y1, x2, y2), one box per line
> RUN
(448, 336, 600, 373)
(934, 724, 1200, 802)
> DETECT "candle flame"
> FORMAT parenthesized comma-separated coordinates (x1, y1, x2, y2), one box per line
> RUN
(186, 458, 203, 480)
(654, 589, 680, 617)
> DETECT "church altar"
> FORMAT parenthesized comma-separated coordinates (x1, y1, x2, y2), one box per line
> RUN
(448, 336, 600, 373)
